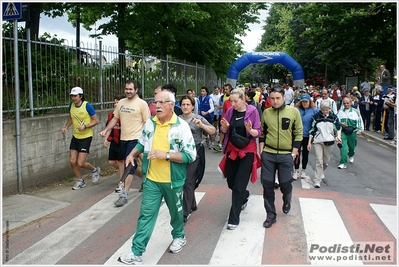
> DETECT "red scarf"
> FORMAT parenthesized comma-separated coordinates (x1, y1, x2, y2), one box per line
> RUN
(218, 140, 261, 183)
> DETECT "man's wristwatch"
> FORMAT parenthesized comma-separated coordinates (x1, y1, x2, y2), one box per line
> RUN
(166, 152, 170, 161)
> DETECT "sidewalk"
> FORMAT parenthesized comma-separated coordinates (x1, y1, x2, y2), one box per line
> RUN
(2, 130, 396, 234)
(360, 129, 397, 150)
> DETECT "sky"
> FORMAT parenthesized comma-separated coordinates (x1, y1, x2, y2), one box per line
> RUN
(36, 9, 269, 54)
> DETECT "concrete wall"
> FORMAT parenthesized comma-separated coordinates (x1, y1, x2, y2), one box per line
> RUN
(2, 109, 111, 194)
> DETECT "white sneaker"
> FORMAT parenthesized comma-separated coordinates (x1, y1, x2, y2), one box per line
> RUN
(301, 170, 307, 179)
(338, 164, 347, 169)
(227, 224, 238, 230)
(115, 181, 124, 193)
(321, 172, 325, 179)
(118, 252, 142, 265)
(314, 183, 321, 188)
(169, 237, 186, 253)
(92, 167, 101, 183)
(72, 179, 86, 190)
(349, 157, 354, 163)
(292, 171, 299, 180)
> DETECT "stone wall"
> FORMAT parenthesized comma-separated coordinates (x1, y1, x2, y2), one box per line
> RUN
(2, 110, 111, 194)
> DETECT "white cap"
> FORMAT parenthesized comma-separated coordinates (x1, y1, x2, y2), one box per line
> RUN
(70, 87, 83, 95)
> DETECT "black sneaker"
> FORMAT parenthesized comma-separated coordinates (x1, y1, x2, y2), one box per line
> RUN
(139, 182, 143, 192)
(263, 217, 277, 228)
(283, 201, 291, 214)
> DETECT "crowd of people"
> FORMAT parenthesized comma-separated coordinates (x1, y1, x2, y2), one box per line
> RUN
(60, 69, 396, 264)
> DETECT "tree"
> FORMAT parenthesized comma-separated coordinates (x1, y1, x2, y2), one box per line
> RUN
(298, 3, 396, 81)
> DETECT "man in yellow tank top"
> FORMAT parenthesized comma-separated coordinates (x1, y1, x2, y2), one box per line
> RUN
(61, 87, 100, 190)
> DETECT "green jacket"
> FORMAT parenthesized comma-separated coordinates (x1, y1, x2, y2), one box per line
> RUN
(135, 114, 197, 188)
(260, 104, 303, 154)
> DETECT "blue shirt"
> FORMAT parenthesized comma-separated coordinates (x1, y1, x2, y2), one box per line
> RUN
(297, 106, 319, 137)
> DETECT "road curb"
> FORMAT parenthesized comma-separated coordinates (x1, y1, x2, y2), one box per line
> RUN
(361, 131, 396, 150)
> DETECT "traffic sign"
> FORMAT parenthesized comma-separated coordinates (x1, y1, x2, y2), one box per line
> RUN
(2, 2, 22, 21)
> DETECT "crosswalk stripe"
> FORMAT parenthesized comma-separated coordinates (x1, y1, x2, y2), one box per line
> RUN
(6, 190, 142, 265)
(105, 192, 206, 265)
(370, 203, 398, 239)
(299, 198, 363, 265)
(6, 189, 397, 265)
(301, 177, 313, 189)
(209, 195, 265, 265)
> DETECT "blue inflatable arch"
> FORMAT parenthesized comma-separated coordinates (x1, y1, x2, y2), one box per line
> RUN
(226, 52, 305, 88)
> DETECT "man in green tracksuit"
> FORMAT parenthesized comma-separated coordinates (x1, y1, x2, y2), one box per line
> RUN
(259, 84, 303, 229)
(336, 98, 364, 169)
(118, 89, 196, 265)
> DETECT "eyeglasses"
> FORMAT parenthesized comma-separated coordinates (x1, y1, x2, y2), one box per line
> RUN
(153, 100, 172, 105)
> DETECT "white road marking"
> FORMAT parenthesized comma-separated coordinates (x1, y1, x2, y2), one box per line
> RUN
(105, 192, 206, 265)
(6, 190, 142, 265)
(370, 203, 397, 239)
(299, 198, 363, 265)
(209, 195, 265, 265)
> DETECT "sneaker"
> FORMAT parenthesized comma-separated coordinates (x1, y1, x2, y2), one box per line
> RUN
(349, 157, 354, 163)
(314, 183, 321, 188)
(263, 217, 277, 228)
(321, 172, 325, 179)
(139, 182, 143, 192)
(301, 170, 307, 179)
(72, 179, 86, 190)
(118, 252, 142, 265)
(292, 171, 299, 180)
(115, 195, 128, 207)
(241, 202, 248, 210)
(92, 167, 101, 183)
(169, 237, 186, 253)
(115, 181, 124, 193)
(213, 145, 222, 152)
(282, 201, 291, 214)
(209, 142, 214, 150)
(338, 164, 347, 169)
(227, 224, 238, 230)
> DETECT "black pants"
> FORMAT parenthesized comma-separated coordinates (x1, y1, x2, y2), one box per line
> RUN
(183, 156, 199, 217)
(374, 107, 383, 131)
(261, 152, 293, 219)
(360, 109, 372, 130)
(225, 152, 253, 225)
(294, 137, 310, 170)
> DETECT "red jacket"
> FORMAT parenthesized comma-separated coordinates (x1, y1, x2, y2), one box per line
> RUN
(218, 140, 261, 183)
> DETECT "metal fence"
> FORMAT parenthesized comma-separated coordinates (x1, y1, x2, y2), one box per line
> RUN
(2, 31, 220, 120)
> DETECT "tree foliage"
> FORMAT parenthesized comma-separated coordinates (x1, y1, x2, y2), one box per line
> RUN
(255, 2, 396, 85)
(41, 2, 267, 79)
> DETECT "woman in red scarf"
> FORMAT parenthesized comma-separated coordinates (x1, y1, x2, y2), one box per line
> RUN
(218, 88, 261, 230)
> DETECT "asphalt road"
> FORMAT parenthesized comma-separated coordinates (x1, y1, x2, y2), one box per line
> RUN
(3, 133, 397, 265)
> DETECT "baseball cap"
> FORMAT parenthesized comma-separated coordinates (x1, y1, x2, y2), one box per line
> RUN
(313, 92, 320, 97)
(70, 87, 84, 95)
(300, 94, 311, 101)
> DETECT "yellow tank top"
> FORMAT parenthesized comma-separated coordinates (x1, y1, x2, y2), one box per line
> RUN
(71, 101, 93, 139)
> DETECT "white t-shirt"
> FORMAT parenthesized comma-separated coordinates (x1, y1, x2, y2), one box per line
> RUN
(210, 93, 222, 116)
(284, 87, 294, 104)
